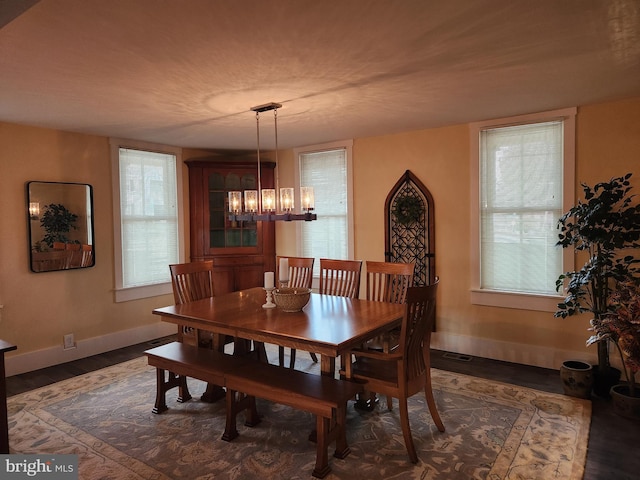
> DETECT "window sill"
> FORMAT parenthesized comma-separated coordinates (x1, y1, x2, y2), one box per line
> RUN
(114, 282, 173, 302)
(470, 289, 562, 312)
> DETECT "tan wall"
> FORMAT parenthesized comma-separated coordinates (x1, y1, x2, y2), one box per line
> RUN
(1, 96, 639, 373)
(0, 124, 176, 372)
(351, 97, 640, 366)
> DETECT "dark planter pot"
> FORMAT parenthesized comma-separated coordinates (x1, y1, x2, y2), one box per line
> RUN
(610, 384, 640, 420)
(560, 360, 593, 399)
(592, 365, 622, 398)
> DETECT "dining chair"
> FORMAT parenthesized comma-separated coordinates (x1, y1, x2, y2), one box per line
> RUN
(365, 261, 415, 350)
(318, 258, 362, 298)
(169, 261, 238, 402)
(80, 244, 93, 267)
(365, 260, 415, 304)
(341, 280, 444, 463)
(65, 242, 83, 268)
(276, 256, 315, 368)
(31, 250, 72, 271)
(169, 261, 218, 349)
(363, 261, 415, 408)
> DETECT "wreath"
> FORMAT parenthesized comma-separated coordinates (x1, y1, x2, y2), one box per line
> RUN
(392, 195, 424, 225)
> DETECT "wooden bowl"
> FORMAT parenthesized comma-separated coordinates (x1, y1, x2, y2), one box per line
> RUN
(273, 287, 312, 312)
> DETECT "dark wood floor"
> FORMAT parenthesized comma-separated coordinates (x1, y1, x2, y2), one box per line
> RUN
(6, 337, 639, 479)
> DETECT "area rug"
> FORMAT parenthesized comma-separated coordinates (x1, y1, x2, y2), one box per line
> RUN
(7, 348, 591, 480)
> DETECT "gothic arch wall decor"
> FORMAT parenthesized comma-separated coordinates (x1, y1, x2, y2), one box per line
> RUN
(385, 170, 435, 286)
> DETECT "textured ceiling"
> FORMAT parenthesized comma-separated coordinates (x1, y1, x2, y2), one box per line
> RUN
(1, 0, 639, 151)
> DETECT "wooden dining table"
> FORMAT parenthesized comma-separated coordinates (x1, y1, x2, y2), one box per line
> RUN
(152, 287, 405, 378)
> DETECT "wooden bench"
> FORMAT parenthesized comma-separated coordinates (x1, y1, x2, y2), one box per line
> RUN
(144, 341, 254, 414)
(145, 341, 364, 478)
(223, 361, 364, 479)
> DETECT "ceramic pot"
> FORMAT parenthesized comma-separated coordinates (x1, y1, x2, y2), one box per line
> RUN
(560, 360, 593, 399)
(592, 365, 622, 398)
(610, 384, 640, 420)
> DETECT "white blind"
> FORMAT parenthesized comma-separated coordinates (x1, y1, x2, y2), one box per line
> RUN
(300, 149, 348, 275)
(480, 121, 563, 295)
(119, 148, 179, 287)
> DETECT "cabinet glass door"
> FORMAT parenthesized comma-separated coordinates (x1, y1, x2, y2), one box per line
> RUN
(208, 171, 258, 248)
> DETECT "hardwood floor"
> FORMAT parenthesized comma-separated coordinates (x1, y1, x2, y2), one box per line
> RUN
(6, 337, 639, 479)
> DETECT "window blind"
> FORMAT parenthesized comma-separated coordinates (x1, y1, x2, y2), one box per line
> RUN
(299, 149, 348, 275)
(118, 148, 179, 288)
(480, 121, 563, 295)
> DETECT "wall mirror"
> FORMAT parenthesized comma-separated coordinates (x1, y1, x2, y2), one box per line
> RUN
(27, 181, 95, 272)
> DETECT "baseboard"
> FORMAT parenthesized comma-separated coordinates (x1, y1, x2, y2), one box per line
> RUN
(5, 322, 176, 376)
(6, 326, 615, 377)
(431, 331, 603, 371)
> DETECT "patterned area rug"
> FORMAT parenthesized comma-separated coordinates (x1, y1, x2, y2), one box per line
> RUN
(7, 348, 590, 479)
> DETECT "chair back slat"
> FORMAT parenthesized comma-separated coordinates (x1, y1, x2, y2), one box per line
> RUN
(399, 280, 439, 381)
(277, 256, 314, 289)
(365, 261, 414, 304)
(318, 258, 362, 298)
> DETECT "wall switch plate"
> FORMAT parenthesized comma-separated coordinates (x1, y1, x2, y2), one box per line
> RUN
(63, 333, 76, 350)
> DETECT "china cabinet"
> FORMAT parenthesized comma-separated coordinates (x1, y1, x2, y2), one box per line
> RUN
(186, 159, 275, 294)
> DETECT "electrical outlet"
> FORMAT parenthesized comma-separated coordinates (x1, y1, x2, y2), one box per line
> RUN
(63, 333, 76, 350)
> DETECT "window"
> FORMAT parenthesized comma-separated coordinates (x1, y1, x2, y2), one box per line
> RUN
(294, 140, 354, 277)
(110, 139, 183, 302)
(470, 108, 575, 311)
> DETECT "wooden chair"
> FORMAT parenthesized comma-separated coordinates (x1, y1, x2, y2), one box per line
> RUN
(318, 258, 362, 298)
(169, 261, 236, 402)
(365, 261, 415, 350)
(277, 255, 314, 290)
(80, 244, 93, 267)
(31, 250, 72, 271)
(169, 261, 215, 357)
(365, 260, 415, 304)
(341, 281, 445, 463)
(276, 256, 315, 368)
(65, 243, 83, 268)
(363, 261, 415, 408)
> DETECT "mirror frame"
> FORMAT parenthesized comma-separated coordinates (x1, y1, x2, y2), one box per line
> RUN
(26, 181, 95, 273)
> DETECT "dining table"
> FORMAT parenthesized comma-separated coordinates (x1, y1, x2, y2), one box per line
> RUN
(152, 286, 405, 378)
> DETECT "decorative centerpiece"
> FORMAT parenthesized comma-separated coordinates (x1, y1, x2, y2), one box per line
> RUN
(273, 287, 311, 312)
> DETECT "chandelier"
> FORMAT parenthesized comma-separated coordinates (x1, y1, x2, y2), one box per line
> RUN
(228, 102, 317, 222)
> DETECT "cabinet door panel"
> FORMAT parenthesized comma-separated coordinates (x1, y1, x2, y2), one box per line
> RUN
(234, 265, 265, 291)
(212, 267, 235, 295)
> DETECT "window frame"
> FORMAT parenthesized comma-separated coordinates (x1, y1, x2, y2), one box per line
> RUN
(110, 138, 185, 302)
(293, 139, 354, 280)
(469, 107, 576, 311)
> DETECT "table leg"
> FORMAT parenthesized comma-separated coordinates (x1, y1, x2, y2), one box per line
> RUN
(320, 355, 335, 377)
(201, 333, 232, 403)
(309, 355, 338, 443)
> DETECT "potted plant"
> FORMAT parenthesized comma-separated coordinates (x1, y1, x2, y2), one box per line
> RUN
(40, 203, 78, 247)
(555, 173, 640, 397)
(590, 280, 640, 418)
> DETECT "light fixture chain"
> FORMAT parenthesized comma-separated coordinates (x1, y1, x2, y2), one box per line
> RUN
(273, 108, 279, 213)
(256, 110, 262, 213)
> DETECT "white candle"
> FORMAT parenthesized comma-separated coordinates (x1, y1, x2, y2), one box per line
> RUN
(264, 271, 274, 289)
(279, 258, 289, 282)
